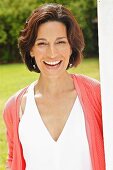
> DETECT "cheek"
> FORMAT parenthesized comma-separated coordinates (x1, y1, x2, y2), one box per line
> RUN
(33, 48, 46, 59)
(61, 48, 72, 58)
(61, 44, 72, 55)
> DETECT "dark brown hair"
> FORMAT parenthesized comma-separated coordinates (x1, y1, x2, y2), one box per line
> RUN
(18, 3, 85, 73)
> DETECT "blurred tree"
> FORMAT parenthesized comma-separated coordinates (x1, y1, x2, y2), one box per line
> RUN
(0, 0, 39, 63)
(69, 0, 98, 56)
(0, 0, 97, 63)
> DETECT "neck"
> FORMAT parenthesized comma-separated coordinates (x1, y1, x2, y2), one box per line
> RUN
(35, 72, 74, 96)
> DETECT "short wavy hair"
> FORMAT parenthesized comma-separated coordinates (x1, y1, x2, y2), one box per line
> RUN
(18, 3, 85, 73)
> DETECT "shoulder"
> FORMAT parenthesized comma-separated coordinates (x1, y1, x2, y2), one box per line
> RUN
(72, 74, 102, 122)
(72, 74, 101, 107)
(73, 74, 100, 86)
(3, 86, 28, 123)
(72, 74, 100, 93)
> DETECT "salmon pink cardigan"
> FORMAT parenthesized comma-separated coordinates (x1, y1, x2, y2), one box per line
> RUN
(3, 74, 106, 170)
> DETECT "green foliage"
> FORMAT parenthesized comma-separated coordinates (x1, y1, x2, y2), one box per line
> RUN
(69, 0, 98, 55)
(0, 25, 7, 44)
(0, 0, 39, 63)
(0, 0, 98, 63)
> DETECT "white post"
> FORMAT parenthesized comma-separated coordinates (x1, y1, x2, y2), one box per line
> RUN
(97, 0, 113, 169)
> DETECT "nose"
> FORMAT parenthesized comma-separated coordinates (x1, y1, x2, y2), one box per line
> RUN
(47, 44, 58, 58)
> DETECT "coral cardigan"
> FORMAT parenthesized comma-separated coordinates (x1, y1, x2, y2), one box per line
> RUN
(3, 74, 105, 170)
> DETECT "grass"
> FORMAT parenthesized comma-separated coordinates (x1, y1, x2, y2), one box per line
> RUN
(0, 58, 99, 169)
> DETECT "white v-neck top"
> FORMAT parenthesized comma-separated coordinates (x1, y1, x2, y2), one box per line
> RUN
(18, 82, 92, 170)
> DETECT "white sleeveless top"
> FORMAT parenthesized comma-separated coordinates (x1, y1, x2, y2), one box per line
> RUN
(18, 82, 92, 170)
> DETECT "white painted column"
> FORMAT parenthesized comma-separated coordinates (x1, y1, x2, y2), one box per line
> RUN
(97, 0, 113, 169)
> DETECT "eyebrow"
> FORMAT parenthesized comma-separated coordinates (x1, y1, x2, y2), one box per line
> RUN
(36, 37, 67, 41)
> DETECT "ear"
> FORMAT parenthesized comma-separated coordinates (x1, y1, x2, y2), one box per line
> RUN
(70, 48, 72, 56)
(30, 49, 34, 58)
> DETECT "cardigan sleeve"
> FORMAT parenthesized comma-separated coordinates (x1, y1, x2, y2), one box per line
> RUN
(3, 87, 28, 169)
(3, 96, 16, 169)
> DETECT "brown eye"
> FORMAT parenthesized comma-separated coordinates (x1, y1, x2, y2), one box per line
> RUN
(57, 41, 66, 44)
(37, 42, 47, 46)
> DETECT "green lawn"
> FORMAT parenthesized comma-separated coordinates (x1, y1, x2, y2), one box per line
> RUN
(0, 58, 99, 169)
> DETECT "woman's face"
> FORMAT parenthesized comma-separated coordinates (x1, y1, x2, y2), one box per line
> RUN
(30, 21, 72, 77)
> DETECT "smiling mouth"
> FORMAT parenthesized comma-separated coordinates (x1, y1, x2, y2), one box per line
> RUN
(43, 60, 62, 66)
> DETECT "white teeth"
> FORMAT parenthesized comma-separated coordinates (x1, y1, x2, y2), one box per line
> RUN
(44, 60, 61, 65)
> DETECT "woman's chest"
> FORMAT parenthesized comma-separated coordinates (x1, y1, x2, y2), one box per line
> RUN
(34, 91, 77, 141)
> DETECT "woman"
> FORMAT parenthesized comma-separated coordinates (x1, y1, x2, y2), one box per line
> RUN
(3, 3, 105, 170)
